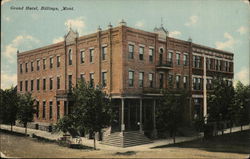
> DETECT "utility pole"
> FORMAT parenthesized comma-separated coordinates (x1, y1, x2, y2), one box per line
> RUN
(203, 55, 207, 123)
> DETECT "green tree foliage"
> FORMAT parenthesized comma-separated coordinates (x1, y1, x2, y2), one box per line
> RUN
(56, 80, 112, 149)
(156, 90, 188, 143)
(207, 77, 235, 124)
(17, 92, 36, 135)
(234, 81, 250, 130)
(0, 87, 19, 131)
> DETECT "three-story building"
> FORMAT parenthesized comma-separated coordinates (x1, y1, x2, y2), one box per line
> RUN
(17, 20, 234, 139)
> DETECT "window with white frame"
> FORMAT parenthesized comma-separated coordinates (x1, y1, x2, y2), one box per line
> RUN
(90, 73, 94, 87)
(50, 57, 53, 68)
(31, 62, 34, 72)
(149, 48, 154, 62)
(128, 71, 134, 87)
(37, 60, 40, 71)
(80, 50, 85, 64)
(139, 46, 144, 60)
(68, 49, 72, 65)
(159, 73, 164, 89)
(139, 72, 144, 88)
(176, 75, 180, 88)
(90, 48, 94, 63)
(128, 44, 134, 59)
(102, 72, 107, 87)
(149, 73, 154, 88)
(184, 54, 188, 66)
(102, 46, 107, 61)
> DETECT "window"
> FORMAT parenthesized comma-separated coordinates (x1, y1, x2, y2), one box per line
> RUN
(159, 49, 163, 64)
(176, 53, 181, 65)
(69, 49, 72, 65)
(57, 101, 60, 120)
(225, 61, 228, 72)
(80, 50, 85, 63)
(128, 44, 134, 59)
(49, 101, 53, 119)
(37, 60, 40, 71)
(31, 62, 34, 72)
(215, 60, 219, 70)
(149, 73, 154, 88)
(36, 101, 39, 118)
(149, 48, 154, 62)
(102, 46, 107, 60)
(139, 72, 144, 88)
(206, 79, 212, 90)
(102, 72, 107, 87)
(176, 75, 180, 88)
(37, 79, 40, 91)
(168, 74, 173, 88)
(90, 48, 94, 63)
(168, 51, 173, 63)
(43, 59, 46, 70)
(25, 80, 28, 91)
(68, 75, 72, 90)
(25, 63, 28, 72)
(139, 46, 144, 60)
(229, 62, 233, 72)
(193, 56, 201, 68)
(57, 56, 60, 67)
(57, 77, 60, 89)
(20, 81, 23, 91)
(218, 60, 221, 71)
(90, 73, 94, 88)
(43, 79, 46, 90)
(31, 80, 34, 91)
(206, 58, 211, 70)
(183, 76, 188, 89)
(197, 78, 202, 90)
(80, 74, 85, 81)
(184, 54, 188, 66)
(20, 64, 23, 73)
(50, 57, 53, 68)
(49, 78, 53, 90)
(159, 73, 164, 89)
(64, 101, 67, 115)
(42, 101, 46, 119)
(193, 77, 202, 90)
(128, 71, 134, 87)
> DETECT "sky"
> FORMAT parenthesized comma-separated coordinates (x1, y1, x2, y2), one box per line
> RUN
(1, 0, 250, 89)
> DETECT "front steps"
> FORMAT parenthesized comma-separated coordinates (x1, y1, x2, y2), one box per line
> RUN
(101, 131, 152, 147)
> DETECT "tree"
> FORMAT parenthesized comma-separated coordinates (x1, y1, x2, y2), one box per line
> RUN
(207, 77, 235, 134)
(56, 80, 112, 149)
(234, 81, 250, 131)
(0, 87, 19, 131)
(156, 90, 188, 143)
(17, 93, 36, 135)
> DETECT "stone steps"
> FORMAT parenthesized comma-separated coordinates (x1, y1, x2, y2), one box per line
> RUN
(101, 131, 152, 147)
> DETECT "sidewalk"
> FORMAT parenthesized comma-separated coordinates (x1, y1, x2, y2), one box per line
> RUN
(1, 124, 249, 151)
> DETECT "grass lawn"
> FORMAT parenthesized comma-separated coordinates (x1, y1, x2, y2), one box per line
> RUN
(153, 130, 250, 154)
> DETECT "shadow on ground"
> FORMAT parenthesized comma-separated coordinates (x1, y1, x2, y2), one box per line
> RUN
(114, 151, 137, 156)
(153, 130, 250, 154)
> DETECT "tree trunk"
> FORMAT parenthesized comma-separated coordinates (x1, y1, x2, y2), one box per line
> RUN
(11, 123, 13, 132)
(173, 131, 176, 144)
(241, 125, 243, 131)
(230, 126, 232, 133)
(24, 123, 27, 135)
(93, 132, 96, 150)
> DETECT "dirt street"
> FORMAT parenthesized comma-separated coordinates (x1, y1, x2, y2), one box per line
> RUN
(0, 132, 248, 158)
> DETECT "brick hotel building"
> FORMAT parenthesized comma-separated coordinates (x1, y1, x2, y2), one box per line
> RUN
(17, 20, 234, 146)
